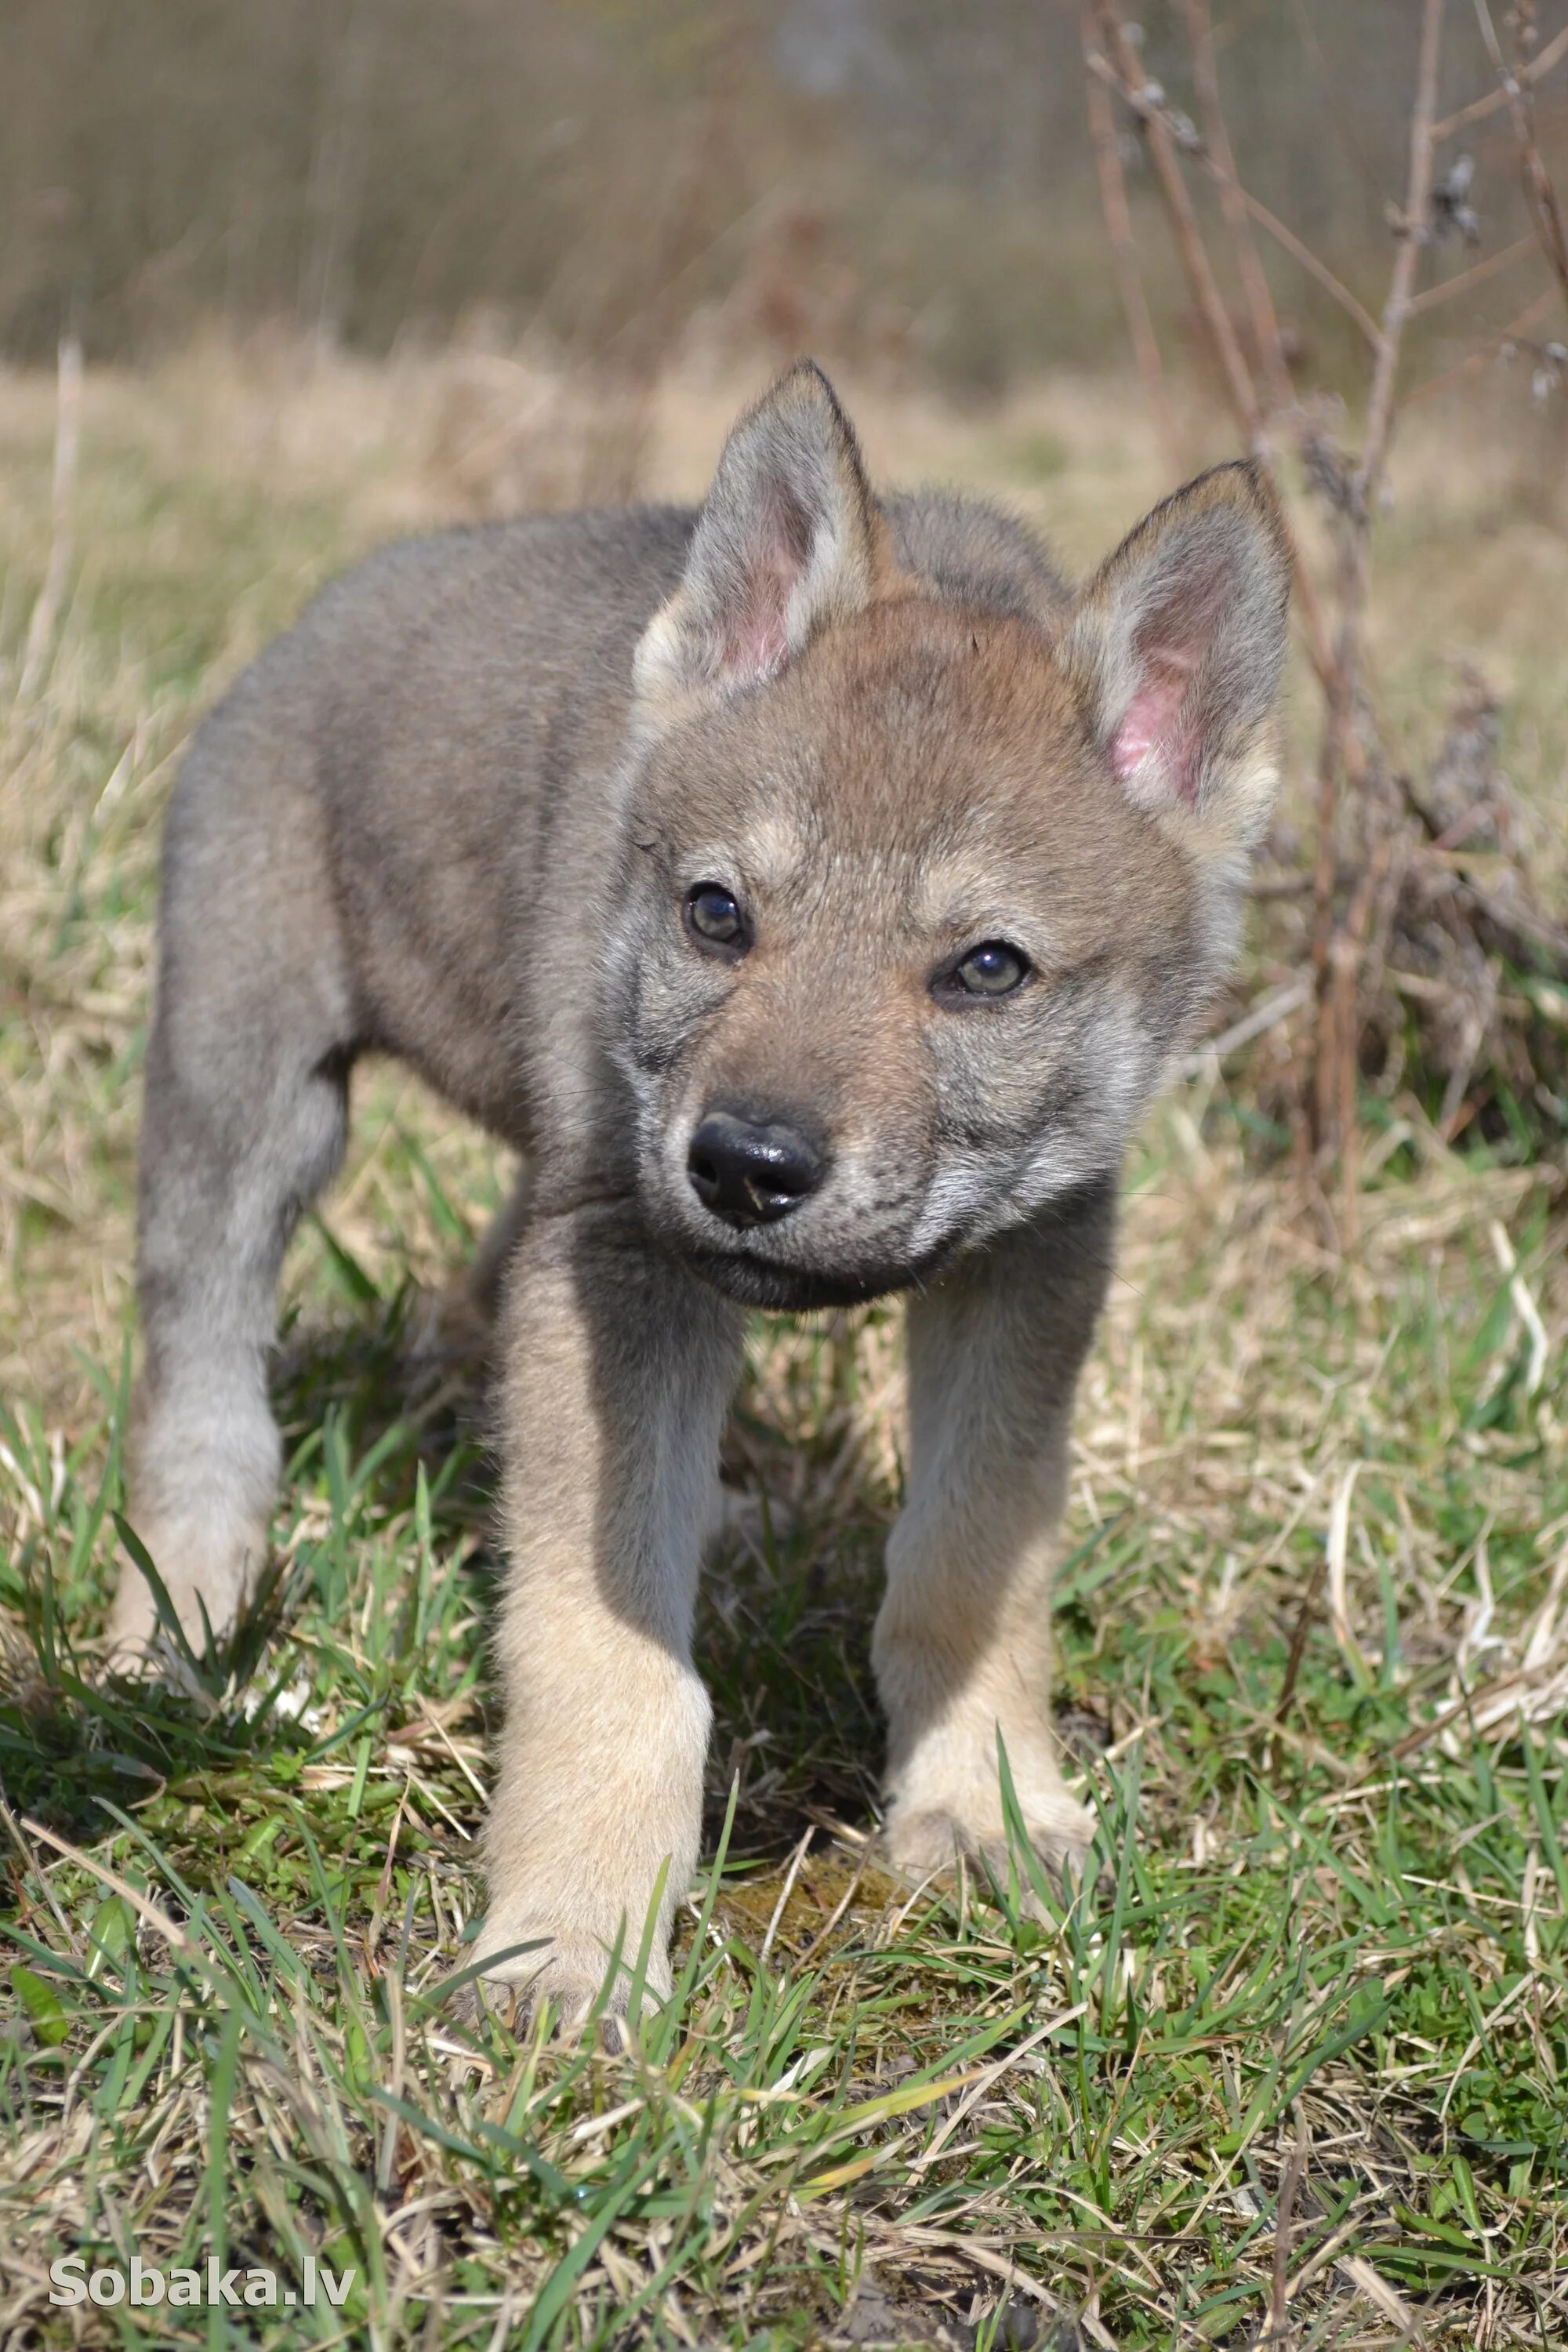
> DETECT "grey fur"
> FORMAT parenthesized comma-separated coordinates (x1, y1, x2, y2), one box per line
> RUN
(109, 364, 1289, 2024)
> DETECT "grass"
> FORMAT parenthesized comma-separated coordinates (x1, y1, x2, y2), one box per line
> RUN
(1, 339, 1566, 2349)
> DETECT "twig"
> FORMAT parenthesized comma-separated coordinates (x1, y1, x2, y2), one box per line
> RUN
(1171, 9, 1348, 695)
(23, 1814, 205, 1965)
(1389, 1665, 1523, 1760)
(1269, 2141, 1308, 2343)
(794, 1849, 871, 1964)
(760, 1827, 812, 1964)
(1357, 0, 1446, 511)
(16, 332, 83, 704)
(1076, 0, 1563, 1209)
(1403, 285, 1557, 403)
(1472, 0, 1568, 318)
(1180, 0, 1293, 419)
(1083, 9, 1340, 699)
(299, 0, 376, 360)
(1084, 47, 1383, 351)
(1432, 18, 1568, 138)
(1311, 0, 1444, 1168)
(1079, 3, 1181, 476)
(1406, 229, 1538, 314)
(1174, 978, 1312, 1080)
(1192, 151, 1382, 351)
(1338, 840, 1397, 1229)
(1274, 1553, 1329, 1729)
(1087, 1, 1261, 438)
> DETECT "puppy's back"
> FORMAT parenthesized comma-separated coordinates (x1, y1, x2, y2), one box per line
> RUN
(887, 491, 1070, 630)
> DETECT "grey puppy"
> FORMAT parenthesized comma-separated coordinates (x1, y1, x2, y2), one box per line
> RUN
(110, 363, 1289, 2026)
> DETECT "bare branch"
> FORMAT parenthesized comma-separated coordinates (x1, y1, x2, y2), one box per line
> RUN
(1180, 0, 1295, 419)
(1084, 9, 1339, 697)
(1356, 0, 1446, 509)
(1472, 0, 1568, 320)
(1403, 287, 1558, 404)
(1198, 165, 1383, 352)
(1078, 3, 1181, 476)
(1406, 229, 1538, 315)
(1085, 49, 1383, 349)
(1074, 0, 1568, 1196)
(1310, 0, 1444, 1165)
(1432, 19, 1568, 139)
(1087, 1, 1261, 440)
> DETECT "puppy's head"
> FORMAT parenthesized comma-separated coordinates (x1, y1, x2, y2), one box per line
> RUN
(608, 364, 1290, 1310)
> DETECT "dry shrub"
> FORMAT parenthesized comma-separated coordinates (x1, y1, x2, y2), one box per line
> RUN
(1083, 0, 1568, 1190)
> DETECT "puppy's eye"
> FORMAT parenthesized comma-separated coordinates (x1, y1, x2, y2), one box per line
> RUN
(684, 882, 747, 953)
(952, 941, 1030, 998)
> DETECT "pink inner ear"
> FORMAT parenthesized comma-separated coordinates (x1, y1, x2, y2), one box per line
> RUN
(714, 484, 818, 688)
(1110, 658, 1201, 804)
(719, 550, 795, 684)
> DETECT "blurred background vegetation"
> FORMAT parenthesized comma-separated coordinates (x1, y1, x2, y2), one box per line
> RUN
(3, 0, 1563, 394)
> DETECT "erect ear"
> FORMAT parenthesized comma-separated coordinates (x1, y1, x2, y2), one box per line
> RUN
(632, 361, 892, 734)
(1061, 462, 1290, 866)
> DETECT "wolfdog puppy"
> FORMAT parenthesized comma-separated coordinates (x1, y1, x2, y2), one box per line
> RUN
(109, 362, 1288, 2025)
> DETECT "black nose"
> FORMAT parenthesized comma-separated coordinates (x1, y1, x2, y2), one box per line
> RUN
(687, 1110, 825, 1227)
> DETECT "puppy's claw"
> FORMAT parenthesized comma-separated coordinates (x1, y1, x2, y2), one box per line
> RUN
(882, 1797, 1098, 1913)
(452, 1940, 664, 2048)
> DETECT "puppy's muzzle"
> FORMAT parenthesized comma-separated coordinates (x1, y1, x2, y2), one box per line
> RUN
(687, 1109, 826, 1228)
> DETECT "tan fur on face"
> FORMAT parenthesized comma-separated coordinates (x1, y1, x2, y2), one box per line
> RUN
(617, 596, 1205, 1305)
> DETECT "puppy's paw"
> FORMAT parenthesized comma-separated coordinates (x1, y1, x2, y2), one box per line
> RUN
(455, 1934, 669, 2048)
(103, 1533, 254, 1686)
(884, 1788, 1096, 1906)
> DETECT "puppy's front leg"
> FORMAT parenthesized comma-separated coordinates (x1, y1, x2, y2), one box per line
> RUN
(873, 1187, 1116, 1892)
(477, 1203, 742, 2029)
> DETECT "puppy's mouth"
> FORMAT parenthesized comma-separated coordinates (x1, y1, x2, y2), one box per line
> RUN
(680, 1240, 947, 1312)
(641, 1133, 956, 1308)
